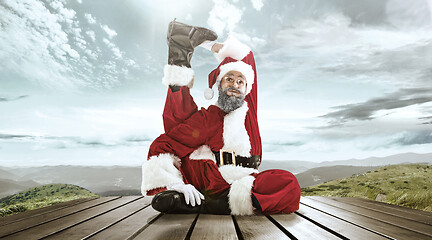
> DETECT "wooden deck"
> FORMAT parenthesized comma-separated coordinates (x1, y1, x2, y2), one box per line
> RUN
(0, 196, 431, 239)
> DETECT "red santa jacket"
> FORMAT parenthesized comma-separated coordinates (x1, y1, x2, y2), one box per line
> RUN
(141, 36, 262, 215)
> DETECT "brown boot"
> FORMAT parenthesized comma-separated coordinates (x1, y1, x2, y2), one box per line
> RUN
(167, 19, 218, 68)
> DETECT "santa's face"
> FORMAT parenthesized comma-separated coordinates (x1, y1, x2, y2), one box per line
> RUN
(219, 70, 247, 97)
(217, 71, 246, 113)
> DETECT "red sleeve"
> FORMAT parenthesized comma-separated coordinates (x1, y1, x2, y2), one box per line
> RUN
(163, 86, 198, 133)
(148, 108, 209, 159)
(243, 51, 262, 158)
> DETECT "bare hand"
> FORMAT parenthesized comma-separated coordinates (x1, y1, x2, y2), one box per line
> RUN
(211, 43, 224, 53)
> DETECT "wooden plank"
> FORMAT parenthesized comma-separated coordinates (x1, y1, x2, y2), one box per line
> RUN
(87, 204, 161, 240)
(271, 213, 341, 240)
(3, 196, 139, 240)
(42, 197, 150, 239)
(297, 202, 389, 239)
(306, 196, 432, 236)
(0, 197, 97, 227)
(132, 213, 197, 240)
(0, 196, 119, 238)
(301, 197, 429, 239)
(329, 196, 432, 225)
(190, 214, 237, 240)
(234, 215, 287, 239)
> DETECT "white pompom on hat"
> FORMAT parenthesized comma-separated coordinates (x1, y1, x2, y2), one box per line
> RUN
(204, 87, 214, 100)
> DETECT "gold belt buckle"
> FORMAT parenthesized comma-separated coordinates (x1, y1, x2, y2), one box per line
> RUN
(219, 149, 236, 166)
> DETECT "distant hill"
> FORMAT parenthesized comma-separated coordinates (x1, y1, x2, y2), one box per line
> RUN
(0, 152, 430, 199)
(0, 168, 18, 180)
(259, 152, 432, 174)
(316, 152, 432, 167)
(0, 183, 99, 217)
(0, 166, 142, 196)
(0, 178, 40, 198)
(295, 165, 380, 188)
(259, 160, 317, 174)
(301, 164, 432, 212)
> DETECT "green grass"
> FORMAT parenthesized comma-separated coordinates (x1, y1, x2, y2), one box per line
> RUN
(0, 184, 99, 217)
(301, 164, 432, 212)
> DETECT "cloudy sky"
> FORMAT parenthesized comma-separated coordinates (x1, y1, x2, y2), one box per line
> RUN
(1, 0, 432, 166)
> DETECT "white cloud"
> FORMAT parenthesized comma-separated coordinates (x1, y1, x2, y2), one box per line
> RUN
(84, 13, 96, 24)
(101, 24, 117, 39)
(207, 0, 243, 35)
(112, 47, 122, 59)
(61, 43, 80, 59)
(84, 49, 97, 60)
(385, 0, 432, 29)
(251, 0, 264, 11)
(259, 12, 432, 89)
(0, 0, 137, 91)
(0, 94, 164, 166)
(102, 38, 122, 59)
(50, 0, 76, 26)
(0, 0, 78, 89)
(231, 32, 267, 50)
(428, 0, 432, 24)
(85, 30, 96, 42)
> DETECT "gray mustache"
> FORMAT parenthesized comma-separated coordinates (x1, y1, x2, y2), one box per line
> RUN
(224, 87, 240, 93)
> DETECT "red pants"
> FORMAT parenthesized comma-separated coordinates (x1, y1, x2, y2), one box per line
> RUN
(181, 159, 301, 214)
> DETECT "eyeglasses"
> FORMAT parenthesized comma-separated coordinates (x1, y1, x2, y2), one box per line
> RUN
(223, 76, 245, 87)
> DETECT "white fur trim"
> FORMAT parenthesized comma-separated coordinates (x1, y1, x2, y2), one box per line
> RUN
(204, 88, 214, 100)
(141, 153, 183, 195)
(219, 165, 258, 184)
(189, 145, 216, 162)
(216, 61, 255, 96)
(199, 40, 216, 51)
(216, 35, 251, 62)
(222, 102, 251, 157)
(229, 175, 255, 215)
(162, 64, 194, 88)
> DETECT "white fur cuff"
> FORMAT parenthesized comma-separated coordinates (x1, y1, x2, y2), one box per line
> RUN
(229, 175, 255, 215)
(216, 35, 251, 62)
(162, 64, 194, 88)
(141, 153, 184, 195)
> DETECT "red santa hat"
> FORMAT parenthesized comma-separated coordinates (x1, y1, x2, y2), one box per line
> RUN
(205, 36, 256, 100)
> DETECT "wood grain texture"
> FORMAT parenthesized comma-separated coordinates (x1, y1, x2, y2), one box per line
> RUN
(133, 214, 197, 240)
(301, 197, 430, 239)
(190, 214, 238, 240)
(0, 197, 119, 238)
(328, 196, 432, 225)
(2, 196, 431, 240)
(271, 213, 341, 240)
(2, 196, 138, 240)
(306, 196, 432, 236)
(297, 202, 389, 240)
(88, 204, 160, 240)
(42, 197, 149, 239)
(0, 197, 97, 227)
(234, 215, 286, 239)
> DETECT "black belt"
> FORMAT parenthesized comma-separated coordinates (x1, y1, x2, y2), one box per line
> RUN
(214, 150, 261, 169)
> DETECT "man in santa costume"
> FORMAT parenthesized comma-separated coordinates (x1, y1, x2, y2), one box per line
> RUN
(141, 19, 300, 215)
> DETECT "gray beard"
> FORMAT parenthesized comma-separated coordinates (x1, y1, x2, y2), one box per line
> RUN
(217, 87, 245, 113)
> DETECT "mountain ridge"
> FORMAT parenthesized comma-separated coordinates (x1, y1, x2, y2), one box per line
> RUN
(0, 152, 430, 199)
